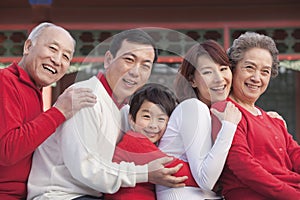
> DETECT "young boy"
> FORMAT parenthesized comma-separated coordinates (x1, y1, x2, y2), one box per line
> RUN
(106, 83, 198, 200)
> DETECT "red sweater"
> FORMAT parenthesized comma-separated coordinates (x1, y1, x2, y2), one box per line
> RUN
(0, 63, 65, 199)
(220, 98, 300, 199)
(106, 131, 198, 200)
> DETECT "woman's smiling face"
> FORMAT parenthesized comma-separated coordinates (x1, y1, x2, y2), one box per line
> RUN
(231, 47, 272, 105)
(192, 55, 232, 106)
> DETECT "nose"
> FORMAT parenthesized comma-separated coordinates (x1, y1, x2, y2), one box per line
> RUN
(128, 64, 139, 77)
(214, 71, 224, 83)
(51, 53, 62, 66)
(148, 119, 158, 130)
(250, 71, 260, 82)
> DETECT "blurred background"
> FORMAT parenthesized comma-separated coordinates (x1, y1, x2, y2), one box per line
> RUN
(0, 0, 300, 141)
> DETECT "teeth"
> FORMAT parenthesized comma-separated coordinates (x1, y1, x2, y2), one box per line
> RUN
(246, 83, 259, 89)
(124, 79, 136, 85)
(212, 85, 225, 91)
(43, 65, 57, 74)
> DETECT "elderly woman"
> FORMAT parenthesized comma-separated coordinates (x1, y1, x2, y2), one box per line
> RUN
(219, 32, 300, 199)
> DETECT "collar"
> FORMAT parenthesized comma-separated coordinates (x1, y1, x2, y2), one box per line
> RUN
(9, 62, 42, 93)
(96, 72, 126, 109)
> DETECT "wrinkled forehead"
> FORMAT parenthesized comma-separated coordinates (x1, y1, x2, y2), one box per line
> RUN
(39, 26, 75, 53)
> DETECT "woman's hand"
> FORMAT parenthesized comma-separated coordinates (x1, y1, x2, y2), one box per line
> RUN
(211, 101, 242, 125)
(267, 111, 287, 128)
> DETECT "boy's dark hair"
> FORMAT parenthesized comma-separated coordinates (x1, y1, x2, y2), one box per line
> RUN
(129, 83, 178, 122)
(109, 29, 158, 63)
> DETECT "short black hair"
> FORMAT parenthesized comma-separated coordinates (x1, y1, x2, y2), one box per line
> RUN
(109, 29, 158, 63)
(129, 83, 178, 122)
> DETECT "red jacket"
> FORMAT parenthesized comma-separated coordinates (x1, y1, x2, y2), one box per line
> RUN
(0, 63, 65, 199)
(220, 97, 300, 199)
(106, 130, 198, 200)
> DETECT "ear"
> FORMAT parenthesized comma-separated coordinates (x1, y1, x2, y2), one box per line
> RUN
(190, 78, 197, 88)
(104, 51, 113, 69)
(128, 114, 136, 131)
(23, 39, 33, 55)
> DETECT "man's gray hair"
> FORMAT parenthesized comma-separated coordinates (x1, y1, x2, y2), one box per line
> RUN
(28, 22, 76, 46)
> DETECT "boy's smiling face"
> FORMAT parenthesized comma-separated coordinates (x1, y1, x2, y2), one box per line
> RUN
(130, 100, 169, 144)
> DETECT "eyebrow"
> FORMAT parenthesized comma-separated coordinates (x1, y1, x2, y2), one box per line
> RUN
(141, 107, 167, 114)
(244, 60, 271, 68)
(244, 60, 256, 65)
(123, 52, 153, 63)
(197, 66, 213, 71)
(52, 40, 73, 55)
(140, 109, 150, 113)
(199, 65, 213, 69)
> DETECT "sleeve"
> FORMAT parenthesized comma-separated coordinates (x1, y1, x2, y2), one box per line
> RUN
(165, 158, 198, 187)
(113, 133, 164, 164)
(283, 125, 300, 174)
(225, 120, 300, 199)
(211, 100, 227, 142)
(115, 132, 198, 187)
(176, 99, 237, 190)
(120, 104, 131, 133)
(60, 106, 148, 194)
(0, 80, 65, 166)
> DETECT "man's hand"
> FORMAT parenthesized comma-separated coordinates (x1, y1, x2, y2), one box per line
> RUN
(54, 87, 97, 119)
(148, 157, 188, 188)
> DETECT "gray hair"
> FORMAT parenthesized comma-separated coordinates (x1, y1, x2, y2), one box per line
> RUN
(28, 22, 76, 47)
(227, 31, 279, 77)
